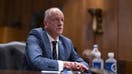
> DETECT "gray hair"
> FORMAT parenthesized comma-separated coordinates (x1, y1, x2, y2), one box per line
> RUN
(44, 7, 63, 21)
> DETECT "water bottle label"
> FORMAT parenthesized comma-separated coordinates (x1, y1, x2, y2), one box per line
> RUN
(93, 62, 101, 69)
(105, 62, 117, 73)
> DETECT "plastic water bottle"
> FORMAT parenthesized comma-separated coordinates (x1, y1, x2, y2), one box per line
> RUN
(92, 52, 104, 69)
(105, 52, 117, 74)
(91, 44, 101, 56)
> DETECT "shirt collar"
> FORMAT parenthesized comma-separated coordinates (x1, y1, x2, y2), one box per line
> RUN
(47, 33, 59, 42)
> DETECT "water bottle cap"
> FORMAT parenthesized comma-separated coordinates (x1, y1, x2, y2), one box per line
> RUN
(95, 52, 101, 57)
(108, 52, 114, 57)
(93, 44, 98, 48)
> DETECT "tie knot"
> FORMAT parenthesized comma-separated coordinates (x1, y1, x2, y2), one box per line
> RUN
(52, 41, 57, 46)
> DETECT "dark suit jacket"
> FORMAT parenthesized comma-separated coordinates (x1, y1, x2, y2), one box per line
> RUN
(24, 28, 88, 71)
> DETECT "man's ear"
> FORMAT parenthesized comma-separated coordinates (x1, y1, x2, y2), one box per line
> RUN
(43, 21, 48, 28)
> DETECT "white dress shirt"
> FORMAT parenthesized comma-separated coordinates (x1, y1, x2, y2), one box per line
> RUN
(47, 33, 64, 71)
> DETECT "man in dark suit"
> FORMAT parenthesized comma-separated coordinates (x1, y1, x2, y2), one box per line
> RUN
(24, 7, 89, 72)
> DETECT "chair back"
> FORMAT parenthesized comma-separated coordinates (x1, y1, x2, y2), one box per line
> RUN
(0, 41, 25, 70)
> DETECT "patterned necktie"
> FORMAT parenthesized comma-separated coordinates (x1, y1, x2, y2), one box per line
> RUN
(52, 41, 57, 60)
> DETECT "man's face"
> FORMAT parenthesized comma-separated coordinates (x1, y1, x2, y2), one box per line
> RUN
(45, 11, 64, 36)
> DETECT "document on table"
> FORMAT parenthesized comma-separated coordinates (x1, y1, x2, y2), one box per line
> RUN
(41, 71, 61, 74)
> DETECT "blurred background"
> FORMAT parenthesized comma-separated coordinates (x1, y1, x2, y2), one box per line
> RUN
(0, 0, 132, 73)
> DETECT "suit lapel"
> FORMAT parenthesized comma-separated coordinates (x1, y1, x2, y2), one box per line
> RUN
(42, 31, 52, 59)
(58, 41, 65, 60)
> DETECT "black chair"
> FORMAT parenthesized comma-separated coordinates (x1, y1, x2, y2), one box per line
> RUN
(0, 41, 25, 70)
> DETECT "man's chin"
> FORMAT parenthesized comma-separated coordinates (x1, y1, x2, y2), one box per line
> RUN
(58, 31, 63, 34)
(57, 32, 63, 35)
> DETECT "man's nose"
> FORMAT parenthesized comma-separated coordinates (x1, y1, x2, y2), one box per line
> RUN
(58, 20, 63, 26)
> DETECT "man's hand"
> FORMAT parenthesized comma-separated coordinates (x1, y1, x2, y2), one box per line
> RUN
(63, 61, 88, 72)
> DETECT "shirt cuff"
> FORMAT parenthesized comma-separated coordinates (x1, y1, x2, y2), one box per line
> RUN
(58, 60, 64, 71)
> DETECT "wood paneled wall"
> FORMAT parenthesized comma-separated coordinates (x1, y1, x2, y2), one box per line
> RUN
(63, 0, 118, 59)
(0, 0, 64, 43)
(118, 0, 132, 61)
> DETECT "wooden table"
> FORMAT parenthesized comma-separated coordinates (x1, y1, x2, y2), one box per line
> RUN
(0, 70, 85, 74)
(0, 69, 109, 74)
(0, 70, 42, 74)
